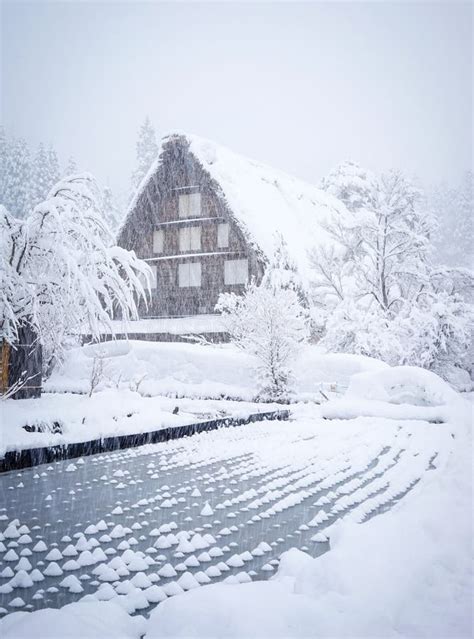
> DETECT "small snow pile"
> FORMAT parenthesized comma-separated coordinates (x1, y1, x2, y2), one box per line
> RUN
(200, 502, 213, 517)
(0, 600, 146, 638)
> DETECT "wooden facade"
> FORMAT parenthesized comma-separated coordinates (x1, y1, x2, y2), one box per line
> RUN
(117, 135, 265, 319)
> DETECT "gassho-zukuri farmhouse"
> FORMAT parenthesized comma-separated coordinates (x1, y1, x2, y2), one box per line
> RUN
(110, 132, 345, 342)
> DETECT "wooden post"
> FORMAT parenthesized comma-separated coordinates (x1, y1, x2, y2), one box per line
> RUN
(1, 340, 10, 395)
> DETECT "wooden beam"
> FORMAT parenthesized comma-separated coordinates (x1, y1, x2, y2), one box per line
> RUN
(1, 341, 9, 394)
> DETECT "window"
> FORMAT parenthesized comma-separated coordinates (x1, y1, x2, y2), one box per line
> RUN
(179, 262, 201, 287)
(179, 192, 201, 218)
(179, 226, 201, 252)
(140, 263, 157, 289)
(224, 259, 248, 285)
(217, 223, 229, 248)
(149, 264, 158, 289)
(153, 229, 164, 254)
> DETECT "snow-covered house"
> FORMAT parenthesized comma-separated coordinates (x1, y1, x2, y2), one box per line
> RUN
(116, 133, 342, 338)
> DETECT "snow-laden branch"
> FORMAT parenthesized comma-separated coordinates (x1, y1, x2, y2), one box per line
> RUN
(0, 175, 151, 361)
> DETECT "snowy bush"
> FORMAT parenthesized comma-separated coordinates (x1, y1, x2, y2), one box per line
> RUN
(216, 283, 309, 401)
(0, 174, 151, 390)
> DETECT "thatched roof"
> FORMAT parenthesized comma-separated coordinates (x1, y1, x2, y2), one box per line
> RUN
(120, 132, 345, 280)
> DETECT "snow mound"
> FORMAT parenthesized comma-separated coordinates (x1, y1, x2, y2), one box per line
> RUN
(0, 600, 146, 638)
(145, 579, 319, 639)
(346, 366, 461, 407)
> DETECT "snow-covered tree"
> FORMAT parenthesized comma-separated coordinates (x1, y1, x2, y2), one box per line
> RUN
(320, 161, 375, 212)
(313, 169, 434, 312)
(28, 143, 62, 211)
(131, 117, 158, 190)
(430, 172, 473, 269)
(397, 289, 473, 381)
(216, 282, 309, 401)
(29, 143, 50, 210)
(1, 174, 151, 396)
(27, 143, 64, 212)
(312, 165, 472, 386)
(102, 185, 123, 234)
(0, 126, 7, 200)
(64, 155, 78, 176)
(46, 145, 60, 187)
(262, 233, 308, 307)
(2, 136, 31, 217)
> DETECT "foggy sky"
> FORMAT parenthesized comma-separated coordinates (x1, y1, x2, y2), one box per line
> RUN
(1, 1, 472, 196)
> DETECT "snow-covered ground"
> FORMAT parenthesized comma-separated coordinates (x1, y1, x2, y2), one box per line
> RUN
(0, 360, 472, 637)
(0, 342, 471, 637)
(2, 341, 387, 457)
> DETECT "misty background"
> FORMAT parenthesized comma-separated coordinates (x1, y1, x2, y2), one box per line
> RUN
(1, 1, 472, 196)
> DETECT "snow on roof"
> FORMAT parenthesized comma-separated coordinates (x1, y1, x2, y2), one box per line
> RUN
(123, 132, 346, 280)
(84, 315, 225, 336)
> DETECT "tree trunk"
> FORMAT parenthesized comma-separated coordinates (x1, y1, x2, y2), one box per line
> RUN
(7, 322, 43, 399)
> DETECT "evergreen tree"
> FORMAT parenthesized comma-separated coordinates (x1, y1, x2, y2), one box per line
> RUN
(0, 126, 8, 201)
(430, 172, 473, 268)
(262, 233, 309, 307)
(3, 137, 31, 217)
(102, 185, 123, 234)
(131, 116, 158, 190)
(453, 171, 473, 267)
(29, 143, 50, 209)
(46, 145, 60, 189)
(29, 143, 62, 210)
(64, 155, 78, 176)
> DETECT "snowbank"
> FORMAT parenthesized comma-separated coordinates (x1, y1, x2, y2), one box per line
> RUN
(321, 365, 467, 424)
(45, 341, 256, 400)
(0, 389, 191, 457)
(146, 578, 319, 639)
(0, 389, 288, 458)
(45, 340, 386, 401)
(0, 600, 146, 638)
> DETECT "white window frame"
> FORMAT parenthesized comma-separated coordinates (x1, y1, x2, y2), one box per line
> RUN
(217, 223, 229, 249)
(179, 225, 201, 252)
(153, 229, 164, 254)
(178, 192, 201, 218)
(224, 259, 248, 285)
(178, 261, 202, 287)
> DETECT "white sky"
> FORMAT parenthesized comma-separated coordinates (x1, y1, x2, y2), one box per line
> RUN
(1, 1, 472, 195)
